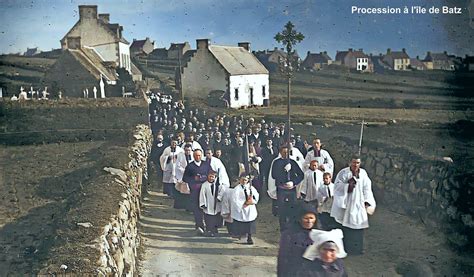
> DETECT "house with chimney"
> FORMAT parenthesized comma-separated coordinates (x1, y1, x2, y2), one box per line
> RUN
(168, 42, 191, 60)
(335, 48, 372, 72)
(301, 51, 332, 70)
(422, 51, 455, 70)
(254, 47, 300, 72)
(130, 37, 155, 56)
(181, 39, 269, 109)
(409, 56, 427, 70)
(44, 5, 141, 97)
(382, 48, 411, 70)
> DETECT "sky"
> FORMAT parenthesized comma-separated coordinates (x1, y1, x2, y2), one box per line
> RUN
(0, 0, 473, 59)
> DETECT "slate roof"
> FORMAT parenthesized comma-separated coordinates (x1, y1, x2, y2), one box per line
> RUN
(68, 47, 117, 81)
(302, 52, 332, 66)
(208, 45, 269, 75)
(386, 51, 410, 59)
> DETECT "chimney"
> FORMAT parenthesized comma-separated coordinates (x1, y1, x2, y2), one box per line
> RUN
(196, 39, 209, 50)
(274, 47, 278, 51)
(98, 13, 110, 24)
(359, 48, 363, 52)
(443, 51, 447, 55)
(79, 5, 98, 21)
(387, 48, 391, 54)
(67, 37, 81, 49)
(416, 55, 419, 60)
(323, 51, 327, 55)
(238, 42, 250, 52)
(348, 48, 353, 52)
(307, 51, 311, 56)
(402, 48, 406, 53)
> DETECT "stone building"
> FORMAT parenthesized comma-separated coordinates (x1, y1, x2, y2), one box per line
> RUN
(44, 5, 141, 97)
(44, 39, 117, 98)
(181, 39, 269, 109)
(422, 51, 455, 71)
(382, 48, 411, 70)
(60, 5, 132, 73)
(301, 51, 332, 70)
(335, 48, 372, 72)
(130, 37, 155, 56)
(24, 47, 41, 56)
(167, 42, 191, 60)
(254, 47, 300, 72)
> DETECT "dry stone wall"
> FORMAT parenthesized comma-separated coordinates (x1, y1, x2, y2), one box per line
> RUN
(96, 124, 152, 276)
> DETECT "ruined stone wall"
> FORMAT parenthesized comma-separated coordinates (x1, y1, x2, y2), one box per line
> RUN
(329, 137, 473, 249)
(96, 124, 152, 276)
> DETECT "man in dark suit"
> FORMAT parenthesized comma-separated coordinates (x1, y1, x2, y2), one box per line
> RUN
(260, 138, 278, 188)
(182, 149, 211, 234)
(271, 145, 305, 232)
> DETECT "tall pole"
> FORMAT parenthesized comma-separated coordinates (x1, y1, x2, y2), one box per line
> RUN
(287, 74, 291, 146)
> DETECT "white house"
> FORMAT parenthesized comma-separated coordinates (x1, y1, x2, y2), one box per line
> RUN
(181, 39, 269, 108)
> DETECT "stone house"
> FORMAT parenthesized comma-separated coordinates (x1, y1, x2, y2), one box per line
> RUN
(382, 48, 411, 70)
(130, 37, 155, 56)
(149, 48, 168, 59)
(335, 48, 372, 72)
(422, 51, 455, 71)
(301, 51, 332, 70)
(254, 47, 300, 72)
(44, 39, 118, 98)
(167, 42, 191, 60)
(409, 57, 427, 70)
(181, 39, 269, 109)
(24, 47, 41, 56)
(60, 5, 132, 73)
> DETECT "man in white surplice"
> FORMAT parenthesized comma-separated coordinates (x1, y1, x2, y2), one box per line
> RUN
(304, 138, 334, 175)
(203, 148, 230, 188)
(159, 138, 184, 197)
(330, 155, 376, 255)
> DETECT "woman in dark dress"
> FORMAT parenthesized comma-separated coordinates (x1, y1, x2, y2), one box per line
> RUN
(277, 205, 348, 277)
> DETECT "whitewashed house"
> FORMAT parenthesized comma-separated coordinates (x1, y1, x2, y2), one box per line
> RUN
(181, 39, 269, 108)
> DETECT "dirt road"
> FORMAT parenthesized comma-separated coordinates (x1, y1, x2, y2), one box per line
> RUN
(139, 191, 278, 276)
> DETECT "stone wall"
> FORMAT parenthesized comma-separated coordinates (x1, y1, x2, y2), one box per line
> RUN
(329, 137, 473, 249)
(96, 124, 152, 276)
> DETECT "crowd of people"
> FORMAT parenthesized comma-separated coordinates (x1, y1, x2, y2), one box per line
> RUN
(147, 91, 376, 276)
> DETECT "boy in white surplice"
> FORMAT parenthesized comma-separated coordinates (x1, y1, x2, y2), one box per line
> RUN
(199, 171, 224, 236)
(230, 175, 259, 245)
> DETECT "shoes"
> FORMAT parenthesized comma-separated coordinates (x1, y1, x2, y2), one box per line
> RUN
(247, 238, 254, 245)
(196, 227, 205, 235)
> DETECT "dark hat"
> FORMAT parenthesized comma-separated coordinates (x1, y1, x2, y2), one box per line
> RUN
(299, 203, 318, 218)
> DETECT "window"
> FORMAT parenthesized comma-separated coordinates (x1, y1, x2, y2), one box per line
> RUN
(262, 85, 266, 97)
(234, 88, 239, 100)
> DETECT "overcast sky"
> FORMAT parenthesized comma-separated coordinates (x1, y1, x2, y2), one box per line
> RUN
(0, 0, 473, 58)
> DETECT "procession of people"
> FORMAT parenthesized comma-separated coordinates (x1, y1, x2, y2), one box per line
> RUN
(147, 91, 376, 276)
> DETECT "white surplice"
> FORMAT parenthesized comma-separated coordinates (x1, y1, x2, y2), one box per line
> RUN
(199, 181, 223, 215)
(330, 167, 376, 229)
(203, 156, 230, 188)
(304, 149, 334, 175)
(300, 169, 324, 202)
(159, 146, 184, 183)
(230, 183, 259, 222)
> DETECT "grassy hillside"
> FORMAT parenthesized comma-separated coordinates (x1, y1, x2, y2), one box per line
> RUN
(0, 55, 56, 97)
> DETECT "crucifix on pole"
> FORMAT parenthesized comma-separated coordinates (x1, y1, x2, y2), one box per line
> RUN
(274, 21, 304, 148)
